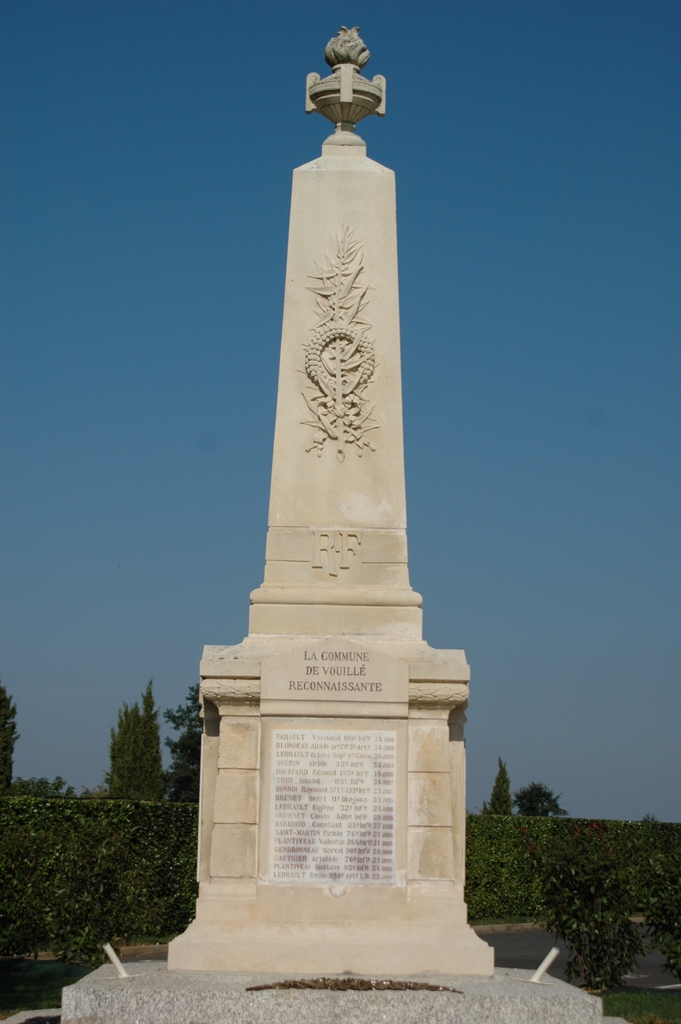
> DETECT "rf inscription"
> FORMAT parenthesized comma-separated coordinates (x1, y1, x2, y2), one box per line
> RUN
(270, 729, 396, 884)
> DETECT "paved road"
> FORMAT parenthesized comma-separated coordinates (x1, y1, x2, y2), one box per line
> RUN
(481, 927, 674, 990)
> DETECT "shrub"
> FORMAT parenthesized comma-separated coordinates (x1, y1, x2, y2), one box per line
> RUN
(0, 798, 197, 965)
(641, 847, 681, 982)
(464, 815, 589, 919)
(465, 815, 681, 922)
(524, 819, 645, 990)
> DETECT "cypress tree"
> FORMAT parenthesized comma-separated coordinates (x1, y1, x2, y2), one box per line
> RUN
(138, 680, 164, 800)
(106, 680, 164, 800)
(106, 698, 141, 798)
(0, 681, 19, 796)
(481, 758, 513, 815)
(164, 683, 202, 802)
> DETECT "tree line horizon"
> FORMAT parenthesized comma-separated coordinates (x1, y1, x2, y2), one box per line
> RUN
(0, 679, 200, 802)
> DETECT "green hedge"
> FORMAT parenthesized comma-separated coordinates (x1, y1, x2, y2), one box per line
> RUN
(0, 797, 197, 963)
(465, 815, 681, 921)
(2, 799, 680, 963)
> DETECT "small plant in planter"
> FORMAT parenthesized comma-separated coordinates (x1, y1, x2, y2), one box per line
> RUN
(524, 820, 645, 990)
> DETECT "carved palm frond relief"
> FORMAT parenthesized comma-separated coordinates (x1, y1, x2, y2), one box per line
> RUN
(302, 225, 378, 461)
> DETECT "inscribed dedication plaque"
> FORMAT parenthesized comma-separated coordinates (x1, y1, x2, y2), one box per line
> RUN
(260, 642, 409, 714)
(270, 728, 396, 884)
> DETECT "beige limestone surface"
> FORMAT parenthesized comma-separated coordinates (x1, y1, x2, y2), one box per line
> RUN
(248, 132, 422, 639)
(168, 44, 491, 976)
(169, 631, 490, 973)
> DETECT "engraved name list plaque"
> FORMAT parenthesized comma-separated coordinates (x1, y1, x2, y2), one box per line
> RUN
(270, 728, 396, 884)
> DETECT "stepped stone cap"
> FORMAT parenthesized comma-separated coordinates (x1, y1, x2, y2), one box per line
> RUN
(306, 27, 386, 135)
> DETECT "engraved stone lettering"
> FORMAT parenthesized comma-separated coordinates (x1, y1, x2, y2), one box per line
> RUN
(260, 643, 408, 706)
(311, 530, 362, 576)
(270, 728, 396, 884)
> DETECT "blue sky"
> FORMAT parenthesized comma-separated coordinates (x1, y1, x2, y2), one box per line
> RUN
(1, 1, 679, 819)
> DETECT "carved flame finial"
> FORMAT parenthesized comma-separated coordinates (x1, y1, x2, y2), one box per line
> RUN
(324, 26, 370, 70)
(306, 28, 385, 134)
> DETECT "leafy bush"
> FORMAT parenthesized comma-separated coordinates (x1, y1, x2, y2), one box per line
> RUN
(466, 815, 681, 922)
(464, 815, 593, 919)
(0, 797, 197, 965)
(523, 819, 645, 989)
(641, 847, 681, 982)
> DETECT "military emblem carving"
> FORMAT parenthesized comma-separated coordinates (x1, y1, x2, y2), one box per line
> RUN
(302, 225, 378, 461)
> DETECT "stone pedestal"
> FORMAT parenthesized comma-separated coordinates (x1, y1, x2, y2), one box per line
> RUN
(62, 962, 605, 1024)
(169, 638, 490, 973)
(168, 30, 492, 977)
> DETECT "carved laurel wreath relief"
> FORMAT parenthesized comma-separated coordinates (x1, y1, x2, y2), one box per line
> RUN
(302, 225, 378, 461)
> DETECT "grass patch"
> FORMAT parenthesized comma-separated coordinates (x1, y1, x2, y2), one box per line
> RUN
(602, 990, 681, 1023)
(0, 958, 93, 1016)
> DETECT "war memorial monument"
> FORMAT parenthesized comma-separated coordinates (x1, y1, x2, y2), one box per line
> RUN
(62, 27, 604, 1024)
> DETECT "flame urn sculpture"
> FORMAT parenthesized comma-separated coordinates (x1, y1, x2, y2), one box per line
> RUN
(306, 26, 386, 134)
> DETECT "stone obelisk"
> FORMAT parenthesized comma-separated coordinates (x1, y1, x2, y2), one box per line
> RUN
(168, 27, 493, 975)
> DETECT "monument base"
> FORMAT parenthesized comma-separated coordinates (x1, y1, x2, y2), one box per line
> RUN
(168, 867, 492, 975)
(61, 961, 604, 1024)
(167, 902, 492, 975)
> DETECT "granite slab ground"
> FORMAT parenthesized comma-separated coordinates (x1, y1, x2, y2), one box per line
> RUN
(60, 960, 607, 1024)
